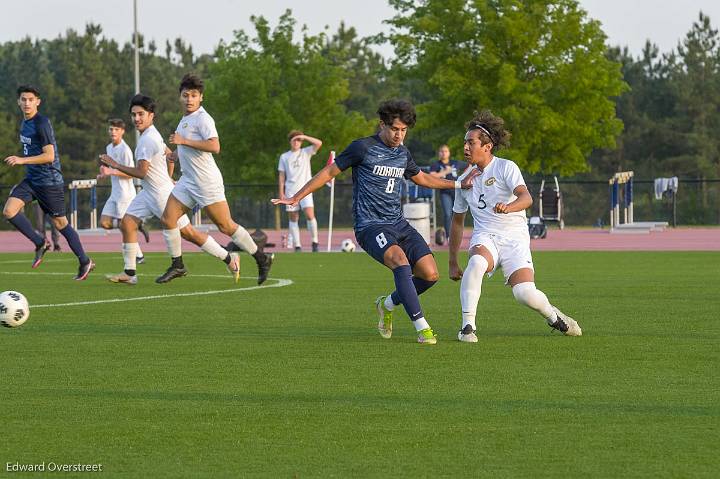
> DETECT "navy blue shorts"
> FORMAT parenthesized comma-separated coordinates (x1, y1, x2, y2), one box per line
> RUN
(355, 219, 432, 267)
(9, 179, 66, 217)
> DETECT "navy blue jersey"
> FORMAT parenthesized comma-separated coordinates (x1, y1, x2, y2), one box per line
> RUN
(335, 134, 420, 231)
(20, 114, 63, 186)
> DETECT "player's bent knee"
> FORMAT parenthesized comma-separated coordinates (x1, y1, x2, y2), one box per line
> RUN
(512, 282, 547, 309)
(218, 222, 238, 236)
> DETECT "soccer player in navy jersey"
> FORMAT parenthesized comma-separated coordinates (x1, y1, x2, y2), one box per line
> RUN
(2, 85, 94, 280)
(273, 100, 479, 344)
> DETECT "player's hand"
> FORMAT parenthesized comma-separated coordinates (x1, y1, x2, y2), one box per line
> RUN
(460, 167, 480, 189)
(494, 202, 509, 214)
(169, 133, 186, 146)
(291, 135, 305, 143)
(98, 154, 117, 169)
(271, 197, 298, 207)
(4, 156, 24, 166)
(166, 150, 178, 162)
(449, 262, 464, 281)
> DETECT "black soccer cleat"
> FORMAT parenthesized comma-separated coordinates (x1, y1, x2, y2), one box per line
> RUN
(254, 252, 274, 285)
(155, 266, 188, 284)
(312, 242, 319, 253)
(32, 240, 51, 269)
(74, 259, 95, 281)
(225, 240, 241, 253)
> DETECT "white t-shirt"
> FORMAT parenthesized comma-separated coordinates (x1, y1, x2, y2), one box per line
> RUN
(278, 145, 316, 196)
(453, 156, 529, 241)
(135, 125, 174, 196)
(175, 106, 223, 186)
(106, 140, 135, 200)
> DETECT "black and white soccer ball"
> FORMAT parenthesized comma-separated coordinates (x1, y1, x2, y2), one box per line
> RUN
(340, 239, 356, 253)
(0, 291, 30, 328)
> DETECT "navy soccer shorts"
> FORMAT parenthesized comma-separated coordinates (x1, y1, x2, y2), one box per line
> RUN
(9, 179, 66, 217)
(355, 219, 432, 267)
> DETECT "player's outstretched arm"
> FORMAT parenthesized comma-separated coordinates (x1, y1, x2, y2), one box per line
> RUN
(448, 211, 467, 281)
(99, 154, 149, 179)
(411, 168, 479, 190)
(272, 163, 341, 206)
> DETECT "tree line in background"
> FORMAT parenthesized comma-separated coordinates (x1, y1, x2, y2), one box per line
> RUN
(0, 2, 718, 199)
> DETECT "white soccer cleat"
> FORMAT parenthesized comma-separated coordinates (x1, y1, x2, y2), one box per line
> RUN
(226, 252, 240, 283)
(105, 272, 138, 285)
(457, 324, 478, 343)
(550, 306, 582, 336)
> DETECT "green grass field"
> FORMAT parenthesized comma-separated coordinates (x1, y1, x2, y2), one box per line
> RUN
(1, 251, 718, 478)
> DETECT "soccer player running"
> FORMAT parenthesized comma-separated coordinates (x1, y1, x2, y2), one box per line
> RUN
(278, 130, 323, 252)
(97, 119, 147, 263)
(273, 100, 478, 344)
(2, 85, 94, 280)
(157, 73, 273, 285)
(103, 94, 239, 285)
(448, 111, 581, 342)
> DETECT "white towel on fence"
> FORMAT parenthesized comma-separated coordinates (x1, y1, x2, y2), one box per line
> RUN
(654, 177, 678, 200)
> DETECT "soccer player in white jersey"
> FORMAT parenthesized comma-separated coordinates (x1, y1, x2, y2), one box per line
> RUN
(278, 130, 323, 252)
(158, 74, 273, 285)
(449, 111, 581, 341)
(102, 94, 239, 285)
(97, 118, 146, 263)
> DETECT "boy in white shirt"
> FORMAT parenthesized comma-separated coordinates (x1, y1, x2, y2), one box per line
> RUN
(278, 130, 323, 252)
(97, 118, 146, 262)
(158, 74, 273, 284)
(448, 111, 581, 341)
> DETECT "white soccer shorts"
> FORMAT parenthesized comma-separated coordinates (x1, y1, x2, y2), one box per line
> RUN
(285, 193, 314, 212)
(468, 232, 534, 284)
(125, 189, 190, 228)
(101, 195, 135, 219)
(171, 176, 226, 209)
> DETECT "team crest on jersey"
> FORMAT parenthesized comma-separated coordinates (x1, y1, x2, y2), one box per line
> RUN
(485, 177, 496, 186)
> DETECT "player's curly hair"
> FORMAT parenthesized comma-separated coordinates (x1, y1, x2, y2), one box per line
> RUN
(465, 110, 511, 151)
(179, 73, 204, 93)
(377, 99, 416, 128)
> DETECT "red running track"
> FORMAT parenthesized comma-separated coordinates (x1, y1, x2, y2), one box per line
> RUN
(1, 227, 718, 253)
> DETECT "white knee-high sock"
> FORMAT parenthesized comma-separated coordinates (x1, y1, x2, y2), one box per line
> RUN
(307, 218, 318, 243)
(231, 225, 257, 255)
(512, 282, 557, 323)
(289, 221, 301, 248)
(162, 228, 182, 258)
(201, 236, 229, 261)
(122, 242, 139, 271)
(460, 255, 488, 330)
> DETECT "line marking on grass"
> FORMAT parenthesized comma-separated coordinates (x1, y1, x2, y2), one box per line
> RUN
(0, 272, 293, 308)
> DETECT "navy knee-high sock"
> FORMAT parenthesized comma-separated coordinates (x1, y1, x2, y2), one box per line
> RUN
(392, 265, 424, 321)
(391, 276, 437, 306)
(58, 224, 89, 264)
(8, 213, 44, 247)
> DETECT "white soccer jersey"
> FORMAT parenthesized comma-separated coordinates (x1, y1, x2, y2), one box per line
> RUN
(106, 140, 136, 200)
(453, 156, 529, 241)
(175, 106, 223, 187)
(278, 145, 316, 196)
(135, 125, 174, 197)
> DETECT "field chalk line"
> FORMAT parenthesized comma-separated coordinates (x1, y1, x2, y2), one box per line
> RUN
(0, 272, 293, 308)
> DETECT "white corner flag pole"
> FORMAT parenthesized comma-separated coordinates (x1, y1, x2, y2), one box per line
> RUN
(326, 150, 336, 252)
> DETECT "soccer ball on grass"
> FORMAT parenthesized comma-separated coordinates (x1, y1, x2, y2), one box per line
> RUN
(0, 291, 30, 328)
(340, 239, 356, 253)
